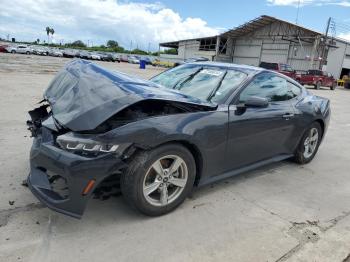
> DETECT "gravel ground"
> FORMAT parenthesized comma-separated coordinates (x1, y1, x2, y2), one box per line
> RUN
(1, 53, 350, 262)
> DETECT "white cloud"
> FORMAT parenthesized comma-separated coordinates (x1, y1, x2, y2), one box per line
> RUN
(338, 32, 350, 41)
(267, 0, 313, 6)
(267, 0, 350, 6)
(0, 0, 219, 50)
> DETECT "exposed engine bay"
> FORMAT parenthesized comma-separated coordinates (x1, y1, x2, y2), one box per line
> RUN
(84, 99, 211, 134)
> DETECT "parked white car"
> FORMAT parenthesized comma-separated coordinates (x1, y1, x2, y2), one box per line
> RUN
(6, 45, 33, 54)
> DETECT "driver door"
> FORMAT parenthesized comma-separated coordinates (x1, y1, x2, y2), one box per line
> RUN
(225, 73, 297, 171)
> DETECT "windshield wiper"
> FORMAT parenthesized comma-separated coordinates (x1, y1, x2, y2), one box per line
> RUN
(207, 71, 227, 101)
(172, 67, 203, 90)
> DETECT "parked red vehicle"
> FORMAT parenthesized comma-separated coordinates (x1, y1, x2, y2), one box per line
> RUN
(259, 62, 297, 79)
(0, 44, 9, 52)
(297, 70, 337, 90)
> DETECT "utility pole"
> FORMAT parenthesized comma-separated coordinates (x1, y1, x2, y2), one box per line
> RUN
(310, 35, 320, 69)
(296, 0, 301, 24)
(148, 42, 150, 54)
(319, 17, 331, 70)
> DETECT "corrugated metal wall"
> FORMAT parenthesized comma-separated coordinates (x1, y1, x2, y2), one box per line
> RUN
(341, 44, 350, 69)
(326, 40, 350, 78)
(232, 39, 262, 66)
(177, 40, 215, 60)
(260, 41, 289, 64)
(225, 21, 323, 72)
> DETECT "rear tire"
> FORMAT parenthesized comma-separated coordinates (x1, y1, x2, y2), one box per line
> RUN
(121, 144, 196, 216)
(293, 122, 323, 164)
(315, 81, 321, 90)
(11, 50, 16, 54)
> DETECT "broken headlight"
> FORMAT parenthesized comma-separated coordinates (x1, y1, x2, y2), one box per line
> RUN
(56, 133, 125, 156)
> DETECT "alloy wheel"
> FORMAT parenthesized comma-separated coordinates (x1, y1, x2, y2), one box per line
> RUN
(303, 127, 319, 158)
(143, 155, 188, 207)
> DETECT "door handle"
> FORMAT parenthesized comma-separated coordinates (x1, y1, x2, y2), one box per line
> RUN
(282, 113, 294, 119)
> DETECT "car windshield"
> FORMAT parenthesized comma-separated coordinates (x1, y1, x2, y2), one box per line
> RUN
(150, 64, 247, 102)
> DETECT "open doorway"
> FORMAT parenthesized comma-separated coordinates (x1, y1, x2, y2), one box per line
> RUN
(341, 68, 350, 79)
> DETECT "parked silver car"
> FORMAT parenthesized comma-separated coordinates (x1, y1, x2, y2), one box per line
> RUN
(49, 49, 63, 57)
(128, 55, 140, 64)
(32, 46, 48, 56)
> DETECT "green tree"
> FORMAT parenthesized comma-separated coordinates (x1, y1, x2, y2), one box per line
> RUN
(107, 40, 119, 48)
(70, 40, 86, 48)
(164, 48, 177, 55)
(131, 48, 148, 55)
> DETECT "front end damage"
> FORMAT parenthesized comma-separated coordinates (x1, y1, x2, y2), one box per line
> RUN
(27, 104, 129, 218)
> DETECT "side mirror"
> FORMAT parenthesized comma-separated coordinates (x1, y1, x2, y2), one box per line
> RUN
(245, 96, 269, 108)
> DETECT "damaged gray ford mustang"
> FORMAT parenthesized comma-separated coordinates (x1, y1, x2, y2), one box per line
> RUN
(26, 59, 330, 218)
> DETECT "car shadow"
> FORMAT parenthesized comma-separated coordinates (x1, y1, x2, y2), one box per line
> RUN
(49, 159, 296, 228)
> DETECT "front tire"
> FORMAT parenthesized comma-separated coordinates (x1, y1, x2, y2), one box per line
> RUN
(293, 122, 323, 164)
(121, 144, 196, 216)
(330, 82, 336, 90)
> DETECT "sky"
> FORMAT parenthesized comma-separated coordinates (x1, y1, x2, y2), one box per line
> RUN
(0, 0, 350, 50)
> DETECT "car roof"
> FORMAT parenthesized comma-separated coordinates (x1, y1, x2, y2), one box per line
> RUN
(186, 61, 264, 74)
(185, 61, 302, 85)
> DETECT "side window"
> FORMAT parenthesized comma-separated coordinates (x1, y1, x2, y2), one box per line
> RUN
(239, 74, 295, 103)
(210, 70, 247, 103)
(287, 82, 301, 97)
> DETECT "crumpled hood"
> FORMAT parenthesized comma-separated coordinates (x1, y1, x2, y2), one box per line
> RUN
(44, 60, 216, 131)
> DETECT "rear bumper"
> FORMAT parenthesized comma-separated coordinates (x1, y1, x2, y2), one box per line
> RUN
(27, 128, 126, 218)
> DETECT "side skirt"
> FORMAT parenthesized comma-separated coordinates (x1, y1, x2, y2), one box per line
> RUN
(198, 154, 293, 186)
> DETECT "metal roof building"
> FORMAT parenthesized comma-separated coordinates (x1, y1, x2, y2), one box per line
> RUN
(159, 15, 350, 79)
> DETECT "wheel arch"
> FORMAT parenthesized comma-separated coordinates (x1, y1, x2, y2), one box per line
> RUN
(174, 140, 203, 186)
(314, 119, 325, 138)
(138, 140, 204, 186)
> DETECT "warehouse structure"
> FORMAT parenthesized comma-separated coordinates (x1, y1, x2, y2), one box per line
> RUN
(160, 15, 350, 79)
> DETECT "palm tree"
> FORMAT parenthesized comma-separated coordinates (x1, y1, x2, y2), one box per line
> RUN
(46, 26, 50, 44)
(50, 28, 55, 43)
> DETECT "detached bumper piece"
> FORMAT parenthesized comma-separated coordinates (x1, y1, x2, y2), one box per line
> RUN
(27, 127, 126, 218)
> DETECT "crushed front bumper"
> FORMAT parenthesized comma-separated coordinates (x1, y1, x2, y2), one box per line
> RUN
(27, 127, 126, 218)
